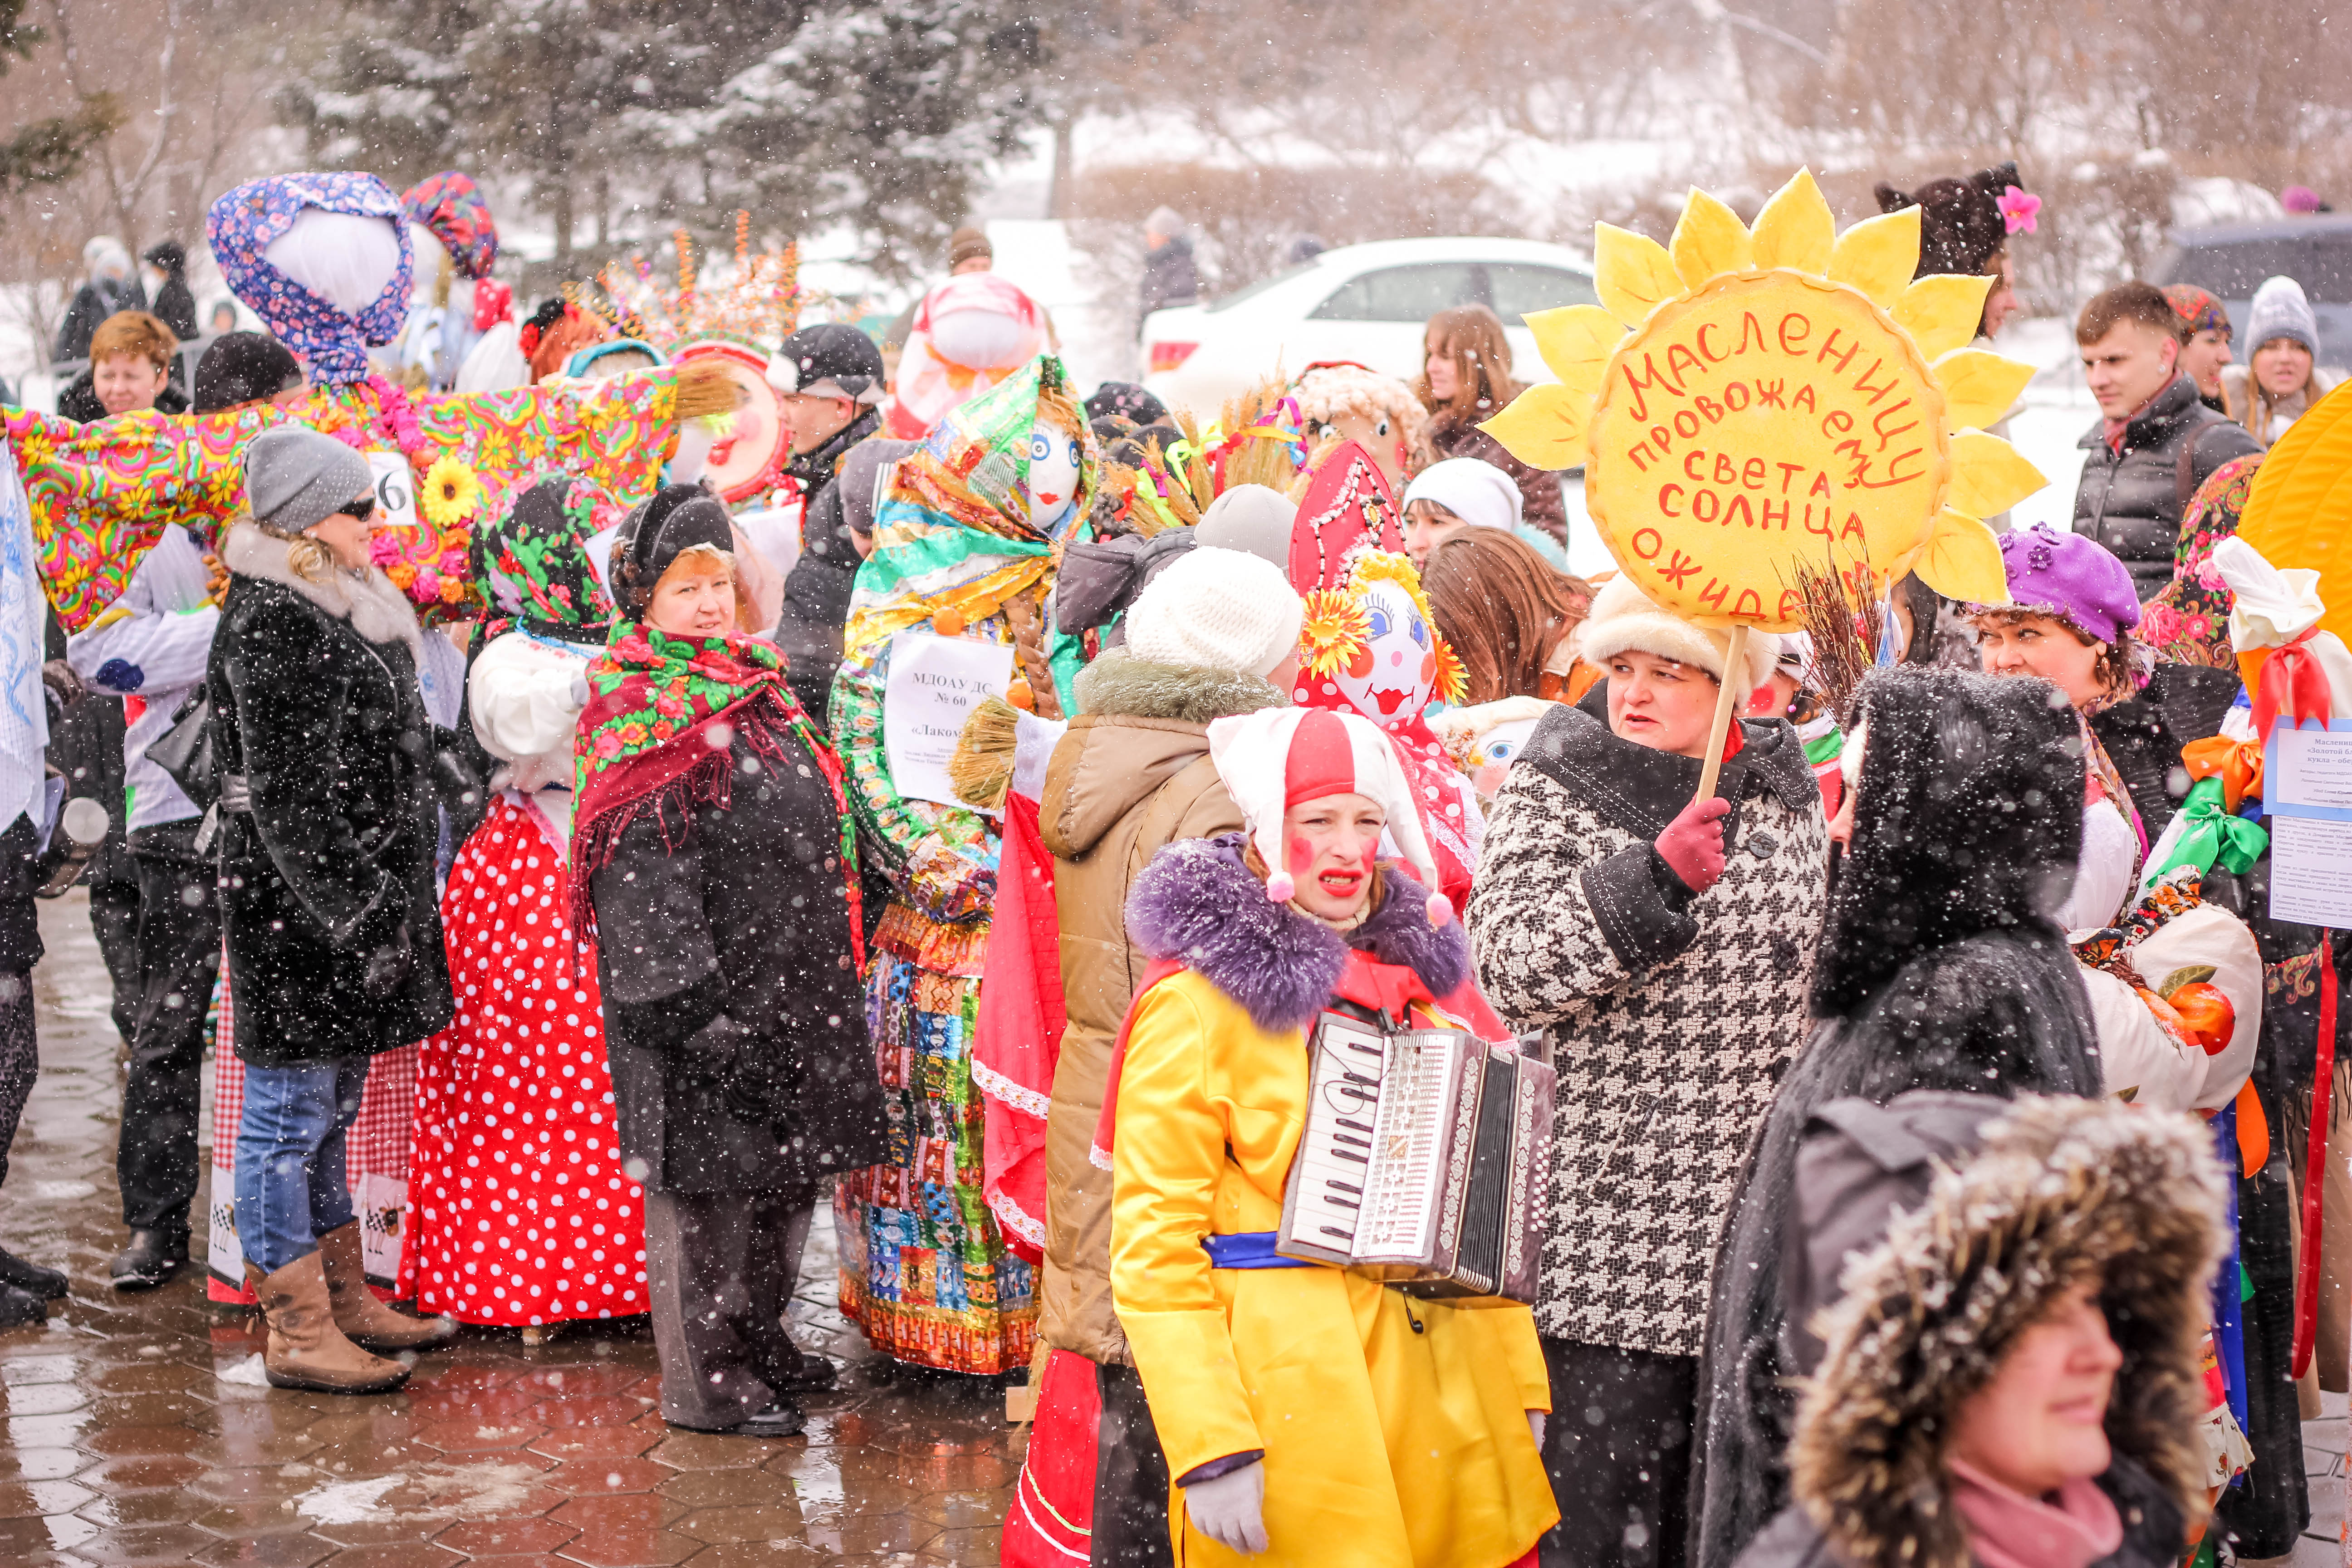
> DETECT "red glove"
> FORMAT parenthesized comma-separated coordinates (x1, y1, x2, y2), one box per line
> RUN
(1655, 797, 1731, 894)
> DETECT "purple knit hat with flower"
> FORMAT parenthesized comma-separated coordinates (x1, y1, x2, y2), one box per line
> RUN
(1988, 524, 2141, 645)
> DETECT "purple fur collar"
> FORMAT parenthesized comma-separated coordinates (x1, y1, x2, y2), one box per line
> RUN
(1125, 832, 1469, 1034)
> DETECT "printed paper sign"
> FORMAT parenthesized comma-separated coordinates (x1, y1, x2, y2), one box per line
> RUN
(2268, 815, 2352, 927)
(884, 631, 1017, 808)
(2268, 722, 2352, 818)
(366, 450, 422, 531)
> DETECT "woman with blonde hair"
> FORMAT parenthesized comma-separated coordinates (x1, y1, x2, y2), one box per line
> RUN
(2221, 276, 2342, 447)
(1414, 304, 1567, 545)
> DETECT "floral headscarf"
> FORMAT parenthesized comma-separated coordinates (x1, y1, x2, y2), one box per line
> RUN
(206, 173, 414, 384)
(470, 474, 620, 643)
(401, 172, 499, 282)
(2140, 453, 2265, 668)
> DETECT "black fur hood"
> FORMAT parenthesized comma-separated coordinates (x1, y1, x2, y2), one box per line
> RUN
(1813, 665, 2085, 1018)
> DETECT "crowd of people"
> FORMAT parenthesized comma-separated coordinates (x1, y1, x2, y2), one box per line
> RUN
(0, 157, 2341, 1568)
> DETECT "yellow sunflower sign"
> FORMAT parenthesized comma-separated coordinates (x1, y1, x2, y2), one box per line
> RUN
(1485, 170, 2043, 631)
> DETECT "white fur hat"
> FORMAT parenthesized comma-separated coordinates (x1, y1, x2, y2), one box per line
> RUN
(1402, 457, 1523, 533)
(1124, 547, 1304, 679)
(1573, 574, 1779, 692)
(1205, 706, 1449, 923)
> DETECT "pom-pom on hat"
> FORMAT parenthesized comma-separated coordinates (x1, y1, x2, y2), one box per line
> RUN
(1574, 573, 1779, 690)
(1205, 706, 1449, 923)
(1985, 523, 2141, 647)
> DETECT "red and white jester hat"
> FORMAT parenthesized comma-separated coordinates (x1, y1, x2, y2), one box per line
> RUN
(1205, 706, 1451, 926)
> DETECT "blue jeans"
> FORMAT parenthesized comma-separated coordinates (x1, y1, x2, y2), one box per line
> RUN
(233, 1056, 368, 1275)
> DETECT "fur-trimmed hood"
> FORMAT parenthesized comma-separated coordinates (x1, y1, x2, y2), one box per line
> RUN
(1042, 651, 1285, 860)
(1788, 1095, 2225, 1568)
(221, 519, 423, 653)
(1126, 832, 1467, 1034)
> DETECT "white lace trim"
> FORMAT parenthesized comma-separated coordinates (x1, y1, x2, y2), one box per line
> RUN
(988, 1188, 1047, 1250)
(971, 1058, 1052, 1120)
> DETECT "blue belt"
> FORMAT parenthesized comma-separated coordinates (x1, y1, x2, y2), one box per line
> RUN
(1201, 1231, 1313, 1269)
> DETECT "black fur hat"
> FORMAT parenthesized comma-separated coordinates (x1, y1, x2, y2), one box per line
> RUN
(1874, 162, 2020, 279)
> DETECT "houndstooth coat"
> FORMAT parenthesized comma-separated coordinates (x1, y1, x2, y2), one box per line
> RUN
(1469, 689, 1827, 1358)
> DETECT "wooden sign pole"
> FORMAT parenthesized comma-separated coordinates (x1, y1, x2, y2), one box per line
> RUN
(1694, 625, 1750, 802)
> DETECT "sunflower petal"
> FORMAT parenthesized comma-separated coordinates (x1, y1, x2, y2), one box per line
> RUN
(1524, 304, 1621, 402)
(1479, 383, 1589, 471)
(1932, 348, 2038, 431)
(1946, 429, 2048, 518)
(1827, 206, 1921, 308)
(1911, 509, 2010, 604)
(1671, 189, 1753, 289)
(1893, 273, 1995, 362)
(1593, 223, 1683, 328)
(1751, 168, 1835, 274)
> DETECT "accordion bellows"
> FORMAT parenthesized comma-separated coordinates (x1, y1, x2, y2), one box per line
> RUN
(1277, 1012, 1555, 1300)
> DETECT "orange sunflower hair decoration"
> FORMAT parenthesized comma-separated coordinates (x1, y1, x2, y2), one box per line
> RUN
(1298, 588, 1371, 680)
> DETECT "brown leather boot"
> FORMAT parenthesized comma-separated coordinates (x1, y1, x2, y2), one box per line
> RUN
(317, 1223, 454, 1352)
(246, 1253, 409, 1394)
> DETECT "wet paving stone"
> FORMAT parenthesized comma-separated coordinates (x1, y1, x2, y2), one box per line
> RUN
(0, 893, 1023, 1563)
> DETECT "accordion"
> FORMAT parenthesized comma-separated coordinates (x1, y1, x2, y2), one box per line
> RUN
(1275, 1010, 1555, 1301)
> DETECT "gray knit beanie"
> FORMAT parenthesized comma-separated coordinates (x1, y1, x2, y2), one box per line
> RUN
(243, 426, 372, 538)
(2245, 274, 2321, 360)
(1195, 484, 1296, 573)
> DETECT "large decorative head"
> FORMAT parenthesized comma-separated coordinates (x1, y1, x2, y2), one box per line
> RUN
(1299, 551, 1466, 733)
(400, 171, 500, 283)
(207, 173, 414, 386)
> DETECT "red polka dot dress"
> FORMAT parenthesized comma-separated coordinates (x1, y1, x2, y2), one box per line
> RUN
(399, 795, 651, 1324)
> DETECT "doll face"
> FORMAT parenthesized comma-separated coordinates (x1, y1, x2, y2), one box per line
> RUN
(1026, 421, 1083, 535)
(1316, 410, 1406, 489)
(1335, 580, 1436, 728)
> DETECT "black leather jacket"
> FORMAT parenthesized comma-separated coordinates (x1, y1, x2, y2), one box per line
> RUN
(2072, 374, 2260, 600)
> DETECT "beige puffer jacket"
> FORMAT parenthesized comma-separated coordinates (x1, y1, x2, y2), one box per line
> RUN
(1034, 649, 1284, 1363)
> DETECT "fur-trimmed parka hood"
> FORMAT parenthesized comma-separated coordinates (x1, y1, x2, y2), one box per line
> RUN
(1126, 832, 1467, 1033)
(1788, 1095, 2225, 1568)
(221, 518, 423, 653)
(1043, 651, 1285, 860)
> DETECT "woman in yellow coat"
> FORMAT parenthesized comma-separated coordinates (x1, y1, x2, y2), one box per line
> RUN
(1103, 705, 1557, 1565)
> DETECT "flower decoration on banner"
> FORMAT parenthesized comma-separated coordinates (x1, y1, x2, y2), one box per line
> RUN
(1298, 589, 1372, 678)
(4, 365, 688, 632)
(1480, 168, 2047, 630)
(1997, 186, 2043, 235)
(421, 454, 484, 529)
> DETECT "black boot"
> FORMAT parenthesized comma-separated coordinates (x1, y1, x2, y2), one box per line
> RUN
(0, 1244, 66, 1300)
(0, 1280, 44, 1328)
(109, 1228, 189, 1291)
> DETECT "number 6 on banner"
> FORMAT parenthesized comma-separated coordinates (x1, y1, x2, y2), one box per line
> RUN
(367, 451, 421, 530)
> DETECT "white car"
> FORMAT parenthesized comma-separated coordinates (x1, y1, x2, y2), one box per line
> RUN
(1139, 235, 1598, 415)
(1140, 235, 1615, 578)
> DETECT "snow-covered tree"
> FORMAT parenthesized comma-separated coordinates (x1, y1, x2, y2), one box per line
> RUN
(279, 0, 1047, 274)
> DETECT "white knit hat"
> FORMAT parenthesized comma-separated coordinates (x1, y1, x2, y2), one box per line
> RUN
(1574, 573, 1779, 691)
(1123, 546, 1304, 679)
(1401, 457, 1523, 533)
(1205, 706, 1450, 924)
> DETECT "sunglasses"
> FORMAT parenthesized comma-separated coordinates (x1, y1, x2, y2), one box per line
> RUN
(334, 496, 377, 524)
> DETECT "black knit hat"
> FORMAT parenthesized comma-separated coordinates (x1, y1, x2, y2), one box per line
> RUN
(143, 239, 187, 274)
(1874, 161, 2019, 279)
(193, 331, 303, 414)
(1086, 381, 1167, 428)
(770, 323, 884, 406)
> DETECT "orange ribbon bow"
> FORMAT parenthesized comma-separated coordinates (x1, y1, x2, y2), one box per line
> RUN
(2180, 735, 2266, 813)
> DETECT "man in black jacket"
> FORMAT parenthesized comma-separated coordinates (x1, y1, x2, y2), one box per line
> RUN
(2072, 282, 2261, 600)
(769, 324, 891, 724)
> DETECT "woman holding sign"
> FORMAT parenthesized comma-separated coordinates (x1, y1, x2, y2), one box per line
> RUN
(575, 487, 885, 1436)
(1468, 574, 1825, 1568)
